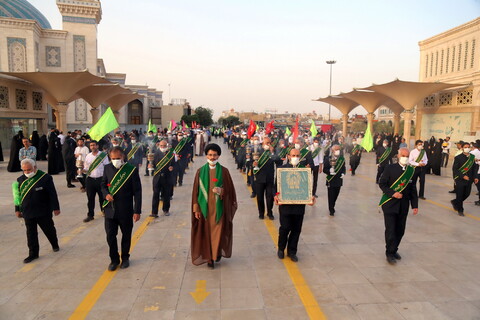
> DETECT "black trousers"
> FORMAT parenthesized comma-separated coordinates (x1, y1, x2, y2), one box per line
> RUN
(86, 176, 103, 217)
(105, 216, 133, 263)
(327, 186, 341, 213)
(350, 158, 360, 175)
(25, 215, 58, 256)
(177, 160, 187, 184)
(312, 165, 319, 195)
(78, 173, 86, 188)
(278, 208, 305, 255)
(66, 168, 76, 185)
(383, 205, 409, 256)
(152, 179, 172, 215)
(453, 182, 472, 212)
(255, 181, 274, 217)
(441, 153, 449, 167)
(413, 168, 426, 198)
(376, 165, 386, 183)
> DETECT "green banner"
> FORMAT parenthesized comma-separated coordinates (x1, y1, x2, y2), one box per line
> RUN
(326, 156, 345, 182)
(278, 146, 292, 158)
(154, 150, 174, 176)
(253, 150, 271, 175)
(102, 163, 136, 208)
(415, 149, 425, 163)
(86, 152, 107, 176)
(19, 170, 46, 204)
(127, 143, 140, 160)
(379, 165, 415, 206)
(379, 147, 392, 164)
(312, 146, 322, 158)
(454, 154, 475, 179)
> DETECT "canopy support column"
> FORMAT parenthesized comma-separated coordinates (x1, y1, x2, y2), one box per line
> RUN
(366, 112, 375, 130)
(393, 112, 401, 135)
(342, 113, 348, 136)
(54, 103, 68, 133)
(90, 107, 100, 125)
(403, 109, 414, 148)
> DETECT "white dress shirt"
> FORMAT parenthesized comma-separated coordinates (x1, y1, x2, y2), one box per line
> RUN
(409, 148, 428, 166)
(310, 144, 324, 166)
(75, 146, 90, 161)
(84, 151, 110, 178)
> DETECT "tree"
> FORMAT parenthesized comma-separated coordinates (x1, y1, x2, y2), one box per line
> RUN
(350, 121, 366, 133)
(219, 116, 241, 127)
(181, 114, 199, 127)
(195, 107, 214, 127)
(373, 121, 393, 134)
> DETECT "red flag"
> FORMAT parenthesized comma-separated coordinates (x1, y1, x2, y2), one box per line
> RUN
(265, 120, 275, 134)
(292, 116, 299, 142)
(247, 120, 256, 139)
(192, 121, 196, 128)
(182, 120, 186, 130)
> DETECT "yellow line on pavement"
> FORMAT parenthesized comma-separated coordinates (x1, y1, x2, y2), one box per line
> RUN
(242, 174, 326, 320)
(69, 216, 154, 320)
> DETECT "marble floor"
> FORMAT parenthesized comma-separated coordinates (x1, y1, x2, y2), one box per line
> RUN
(0, 140, 479, 320)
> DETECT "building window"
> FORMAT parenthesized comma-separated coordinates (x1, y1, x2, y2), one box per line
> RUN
(464, 41, 468, 70)
(33, 92, 43, 110)
(457, 43, 462, 71)
(457, 90, 473, 105)
(8, 38, 27, 72)
(440, 49, 444, 74)
(46, 46, 61, 67)
(435, 51, 439, 76)
(430, 53, 433, 77)
(439, 92, 452, 106)
(0, 86, 8, 108)
(425, 54, 428, 78)
(445, 48, 449, 73)
(130, 116, 141, 124)
(452, 46, 456, 72)
(16, 89, 27, 110)
(424, 95, 435, 107)
(471, 39, 476, 68)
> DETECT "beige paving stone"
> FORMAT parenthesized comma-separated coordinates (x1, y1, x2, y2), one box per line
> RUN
(411, 281, 465, 302)
(320, 304, 361, 320)
(175, 287, 220, 311)
(220, 287, 264, 309)
(264, 306, 309, 320)
(433, 300, 480, 320)
(220, 269, 258, 288)
(338, 283, 388, 304)
(309, 283, 348, 304)
(374, 282, 427, 303)
(86, 310, 128, 320)
(354, 303, 405, 320)
(328, 266, 370, 284)
(91, 287, 140, 312)
(392, 302, 451, 320)
(221, 309, 266, 320)
(260, 285, 303, 308)
(174, 310, 221, 319)
(443, 280, 480, 301)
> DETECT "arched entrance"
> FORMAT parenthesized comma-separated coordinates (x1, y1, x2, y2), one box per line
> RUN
(128, 99, 143, 125)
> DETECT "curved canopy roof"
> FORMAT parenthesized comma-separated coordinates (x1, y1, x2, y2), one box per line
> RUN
(0, 0, 51, 29)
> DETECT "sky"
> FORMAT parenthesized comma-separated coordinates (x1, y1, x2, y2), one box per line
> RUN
(31, 0, 480, 119)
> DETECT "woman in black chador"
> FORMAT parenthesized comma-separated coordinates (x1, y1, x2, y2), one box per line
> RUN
(7, 130, 24, 172)
(31, 131, 40, 160)
(47, 130, 61, 174)
(38, 134, 48, 160)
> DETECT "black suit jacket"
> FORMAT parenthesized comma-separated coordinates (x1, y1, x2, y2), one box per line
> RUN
(379, 163, 418, 213)
(15, 173, 60, 219)
(102, 163, 142, 218)
(152, 149, 176, 186)
(323, 155, 346, 187)
(254, 151, 280, 184)
(125, 143, 145, 166)
(376, 146, 393, 166)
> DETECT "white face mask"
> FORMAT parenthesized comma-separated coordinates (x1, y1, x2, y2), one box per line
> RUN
(241, 135, 246, 139)
(295, 143, 301, 149)
(334, 150, 340, 156)
(313, 142, 319, 147)
(464, 148, 471, 153)
(207, 159, 218, 166)
(112, 143, 119, 147)
(160, 147, 168, 152)
(25, 171, 35, 179)
(383, 143, 388, 148)
(290, 157, 300, 166)
(279, 144, 284, 148)
(417, 145, 423, 150)
(253, 140, 259, 145)
(263, 145, 270, 150)
(352, 142, 357, 145)
(399, 156, 409, 166)
(131, 140, 136, 144)
(111, 159, 123, 169)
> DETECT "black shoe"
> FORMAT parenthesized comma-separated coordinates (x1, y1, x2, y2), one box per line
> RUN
(329, 209, 335, 216)
(267, 214, 274, 220)
(448, 190, 455, 193)
(149, 214, 159, 218)
(215, 256, 222, 263)
(207, 260, 214, 269)
(250, 194, 256, 198)
(23, 255, 38, 263)
(259, 215, 264, 220)
(164, 211, 170, 216)
(179, 182, 182, 186)
(386, 255, 396, 264)
(120, 260, 129, 269)
(83, 216, 94, 223)
(314, 194, 318, 198)
(450, 200, 458, 211)
(458, 211, 465, 216)
(474, 201, 480, 206)
(67, 184, 76, 188)
(352, 173, 355, 176)
(288, 254, 298, 262)
(393, 252, 401, 260)
(52, 246, 60, 252)
(419, 196, 426, 200)
(108, 262, 119, 271)
(277, 250, 284, 259)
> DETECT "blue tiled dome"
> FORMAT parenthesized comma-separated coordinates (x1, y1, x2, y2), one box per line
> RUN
(0, 0, 51, 29)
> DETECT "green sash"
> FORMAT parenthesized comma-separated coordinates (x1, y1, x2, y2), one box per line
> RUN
(152, 136, 159, 144)
(379, 165, 415, 206)
(326, 156, 345, 182)
(253, 150, 271, 175)
(312, 147, 322, 158)
(127, 143, 140, 160)
(415, 149, 425, 163)
(174, 138, 188, 153)
(197, 163, 223, 223)
(278, 146, 292, 158)
(454, 154, 475, 179)
(351, 145, 361, 156)
(271, 138, 279, 148)
(102, 163, 136, 208)
(240, 139, 249, 147)
(86, 152, 107, 176)
(154, 150, 174, 176)
(379, 147, 392, 164)
(299, 147, 310, 161)
(19, 170, 46, 204)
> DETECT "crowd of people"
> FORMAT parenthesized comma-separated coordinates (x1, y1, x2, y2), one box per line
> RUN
(7, 123, 480, 270)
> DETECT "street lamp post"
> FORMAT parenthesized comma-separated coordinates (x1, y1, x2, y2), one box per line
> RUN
(326, 60, 336, 122)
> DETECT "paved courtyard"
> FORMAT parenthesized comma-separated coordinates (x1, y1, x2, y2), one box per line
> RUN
(0, 140, 479, 320)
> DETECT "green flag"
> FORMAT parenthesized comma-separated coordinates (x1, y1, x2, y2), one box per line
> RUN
(88, 107, 119, 141)
(256, 123, 260, 132)
(148, 118, 157, 133)
(360, 122, 374, 152)
(285, 127, 291, 136)
(310, 120, 318, 137)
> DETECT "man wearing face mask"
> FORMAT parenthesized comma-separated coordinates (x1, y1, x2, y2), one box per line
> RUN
(323, 144, 346, 216)
(150, 140, 175, 217)
(409, 140, 428, 200)
(376, 139, 393, 184)
(294, 137, 314, 169)
(310, 137, 324, 197)
(102, 147, 142, 271)
(171, 132, 190, 187)
(125, 134, 144, 169)
(379, 148, 418, 264)
(349, 138, 362, 176)
(274, 148, 316, 262)
(14, 158, 60, 263)
(450, 142, 478, 216)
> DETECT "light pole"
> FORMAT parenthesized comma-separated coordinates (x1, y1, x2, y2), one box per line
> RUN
(326, 60, 336, 122)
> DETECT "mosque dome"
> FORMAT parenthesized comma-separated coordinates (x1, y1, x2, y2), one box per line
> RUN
(0, 0, 52, 29)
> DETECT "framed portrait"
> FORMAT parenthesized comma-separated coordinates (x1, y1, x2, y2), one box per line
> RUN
(276, 168, 313, 204)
